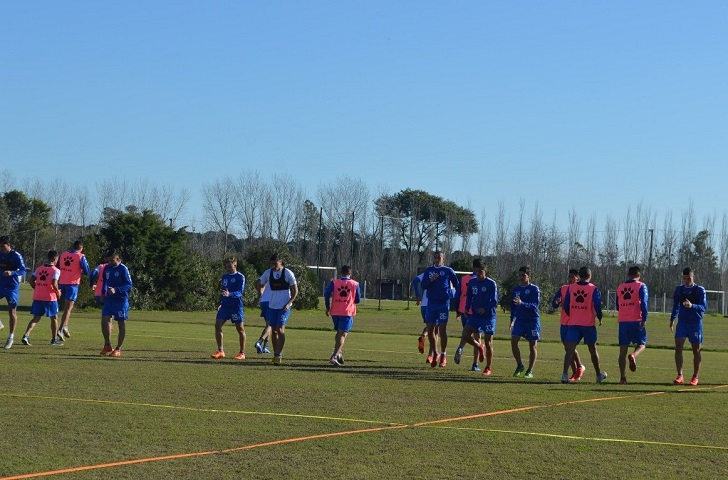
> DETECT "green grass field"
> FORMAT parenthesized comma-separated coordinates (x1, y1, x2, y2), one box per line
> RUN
(1, 286, 728, 479)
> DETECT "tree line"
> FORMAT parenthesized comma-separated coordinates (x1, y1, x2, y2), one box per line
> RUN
(2, 170, 726, 314)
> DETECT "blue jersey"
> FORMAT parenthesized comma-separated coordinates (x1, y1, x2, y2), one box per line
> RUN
(670, 284, 706, 324)
(220, 271, 245, 309)
(465, 276, 498, 319)
(510, 283, 540, 322)
(421, 265, 459, 305)
(0, 249, 27, 289)
(102, 263, 133, 301)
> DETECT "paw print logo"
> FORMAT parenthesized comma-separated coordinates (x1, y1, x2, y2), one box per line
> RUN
(621, 286, 634, 300)
(574, 289, 588, 303)
(39, 272, 48, 281)
(64, 257, 75, 267)
(337, 284, 351, 297)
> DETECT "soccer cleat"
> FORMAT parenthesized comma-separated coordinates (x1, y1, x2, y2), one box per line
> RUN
(3, 336, 13, 349)
(620, 377, 628, 385)
(471, 364, 480, 372)
(482, 367, 492, 376)
(561, 374, 570, 384)
(21, 336, 31, 346)
(454, 348, 463, 365)
(426, 355, 433, 364)
(210, 350, 226, 359)
(272, 355, 282, 365)
(50, 339, 63, 346)
(628, 354, 637, 372)
(57, 329, 64, 340)
(337, 353, 344, 365)
(573, 365, 586, 381)
(255, 341, 263, 354)
(100, 345, 113, 355)
(673, 375, 685, 385)
(513, 365, 525, 377)
(263, 346, 271, 354)
(329, 355, 340, 366)
(418, 335, 425, 354)
(478, 342, 485, 363)
(233, 352, 246, 360)
(524, 370, 534, 379)
(689, 376, 699, 386)
(597, 372, 608, 383)
(439, 355, 447, 367)
(110, 348, 121, 357)
(62, 327, 70, 338)
(430, 353, 439, 368)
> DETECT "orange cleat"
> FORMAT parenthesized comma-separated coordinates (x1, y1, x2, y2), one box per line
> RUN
(99, 345, 113, 356)
(673, 375, 684, 385)
(109, 348, 121, 357)
(689, 376, 699, 386)
(430, 353, 439, 368)
(439, 355, 447, 367)
(211, 350, 226, 359)
(418, 335, 425, 354)
(234, 352, 246, 360)
(482, 367, 492, 376)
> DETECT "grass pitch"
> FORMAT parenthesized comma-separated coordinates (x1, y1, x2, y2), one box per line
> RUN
(1, 290, 728, 479)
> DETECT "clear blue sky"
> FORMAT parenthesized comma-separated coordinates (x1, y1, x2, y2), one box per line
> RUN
(2, 1, 727, 234)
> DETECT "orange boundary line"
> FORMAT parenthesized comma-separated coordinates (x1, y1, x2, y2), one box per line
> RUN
(2, 387, 725, 480)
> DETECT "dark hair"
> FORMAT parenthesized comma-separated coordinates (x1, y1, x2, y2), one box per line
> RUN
(106, 249, 121, 259)
(340, 265, 352, 276)
(224, 256, 237, 265)
(518, 266, 531, 276)
(473, 258, 485, 269)
(568, 268, 579, 275)
(72, 240, 83, 250)
(628, 266, 641, 277)
(270, 253, 282, 262)
(47, 250, 58, 261)
(0, 235, 9, 246)
(578, 266, 591, 279)
(683, 267, 693, 276)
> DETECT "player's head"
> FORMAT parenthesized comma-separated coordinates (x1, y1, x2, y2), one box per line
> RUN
(518, 266, 531, 284)
(106, 249, 122, 266)
(270, 253, 283, 270)
(682, 267, 694, 286)
(432, 251, 445, 266)
(627, 266, 641, 279)
(340, 265, 352, 277)
(578, 266, 591, 281)
(72, 240, 83, 251)
(224, 256, 237, 272)
(473, 258, 487, 278)
(47, 250, 58, 262)
(0, 235, 11, 252)
(568, 268, 579, 283)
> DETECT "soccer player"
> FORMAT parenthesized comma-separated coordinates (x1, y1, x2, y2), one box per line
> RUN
(324, 265, 361, 366)
(90, 261, 109, 305)
(669, 267, 706, 386)
(412, 270, 438, 364)
(21, 250, 63, 346)
(455, 261, 479, 371)
(561, 266, 607, 383)
(615, 266, 649, 384)
(551, 269, 586, 381)
(253, 283, 272, 354)
(0, 235, 27, 349)
(99, 250, 133, 357)
(454, 259, 498, 375)
(56, 240, 91, 340)
(254, 253, 298, 365)
(510, 266, 540, 378)
(211, 256, 247, 360)
(420, 251, 459, 367)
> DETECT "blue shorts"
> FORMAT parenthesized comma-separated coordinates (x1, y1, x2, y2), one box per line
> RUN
(512, 319, 540, 341)
(675, 321, 702, 344)
(216, 306, 244, 324)
(260, 301, 269, 319)
(0, 286, 19, 308)
(467, 315, 495, 335)
(560, 325, 569, 342)
(59, 284, 80, 302)
(419, 306, 427, 321)
(425, 304, 449, 325)
(565, 325, 598, 345)
(30, 300, 59, 317)
(618, 321, 647, 346)
(102, 300, 130, 321)
(332, 315, 354, 333)
(266, 308, 290, 328)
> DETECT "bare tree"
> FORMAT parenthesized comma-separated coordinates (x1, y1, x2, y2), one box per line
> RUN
(202, 178, 240, 256)
(269, 174, 305, 243)
(236, 171, 266, 241)
(0, 168, 15, 193)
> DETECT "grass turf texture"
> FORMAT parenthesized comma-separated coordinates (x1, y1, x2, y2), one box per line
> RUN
(1, 286, 728, 479)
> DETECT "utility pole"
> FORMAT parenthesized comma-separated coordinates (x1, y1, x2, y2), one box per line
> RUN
(647, 228, 654, 281)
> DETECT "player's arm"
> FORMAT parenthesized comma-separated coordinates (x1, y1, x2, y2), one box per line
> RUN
(593, 288, 603, 325)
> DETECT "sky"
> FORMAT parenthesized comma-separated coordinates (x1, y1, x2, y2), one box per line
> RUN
(2, 1, 728, 236)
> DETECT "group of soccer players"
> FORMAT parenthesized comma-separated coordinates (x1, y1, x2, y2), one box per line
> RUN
(412, 251, 707, 385)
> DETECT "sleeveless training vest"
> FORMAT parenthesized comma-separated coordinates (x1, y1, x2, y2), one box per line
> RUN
(330, 278, 359, 316)
(58, 250, 85, 285)
(269, 268, 291, 291)
(617, 280, 644, 322)
(33, 264, 59, 301)
(568, 283, 597, 326)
